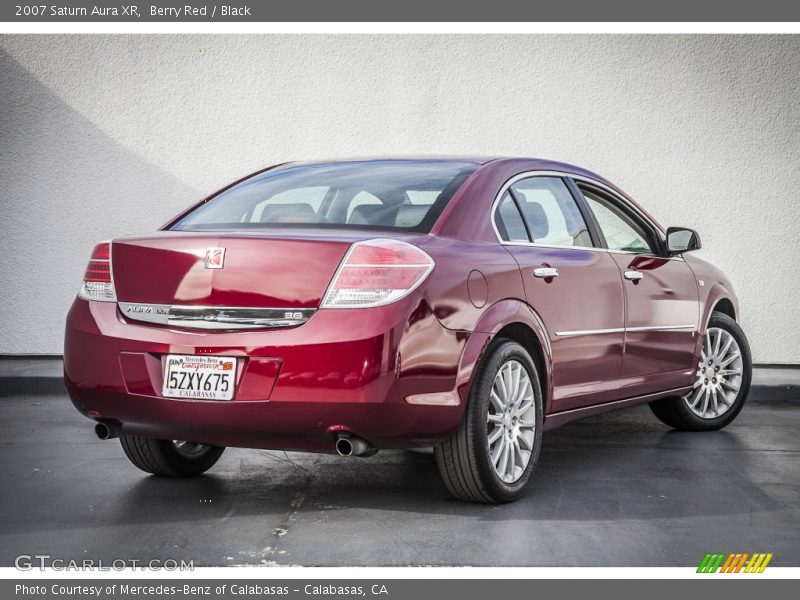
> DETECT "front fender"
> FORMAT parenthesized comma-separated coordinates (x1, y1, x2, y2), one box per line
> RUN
(684, 254, 740, 366)
(700, 281, 738, 333)
(685, 254, 740, 333)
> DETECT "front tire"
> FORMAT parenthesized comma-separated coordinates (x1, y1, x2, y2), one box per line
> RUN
(119, 435, 225, 477)
(435, 339, 543, 503)
(649, 312, 752, 431)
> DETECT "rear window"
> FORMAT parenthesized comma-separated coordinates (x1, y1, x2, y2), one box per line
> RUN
(171, 160, 478, 233)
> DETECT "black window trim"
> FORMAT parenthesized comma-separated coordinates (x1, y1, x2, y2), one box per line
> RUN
(507, 188, 534, 242)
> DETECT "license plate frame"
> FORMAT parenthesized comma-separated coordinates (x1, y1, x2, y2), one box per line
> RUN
(162, 354, 237, 401)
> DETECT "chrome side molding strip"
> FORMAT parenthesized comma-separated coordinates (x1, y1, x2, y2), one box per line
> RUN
(555, 327, 626, 337)
(555, 324, 696, 337)
(625, 324, 696, 333)
(118, 302, 315, 330)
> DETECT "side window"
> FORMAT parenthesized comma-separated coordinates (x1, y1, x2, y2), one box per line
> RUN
(580, 188, 655, 254)
(495, 192, 529, 242)
(510, 177, 593, 247)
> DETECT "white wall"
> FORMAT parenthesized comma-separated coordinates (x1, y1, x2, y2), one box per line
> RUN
(1, 35, 798, 362)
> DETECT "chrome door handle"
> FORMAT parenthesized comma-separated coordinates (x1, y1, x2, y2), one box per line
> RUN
(624, 269, 643, 281)
(533, 267, 559, 279)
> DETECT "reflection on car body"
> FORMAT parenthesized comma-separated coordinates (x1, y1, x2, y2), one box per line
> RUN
(65, 157, 751, 502)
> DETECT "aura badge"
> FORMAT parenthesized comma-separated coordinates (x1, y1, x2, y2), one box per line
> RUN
(697, 552, 773, 573)
(204, 247, 226, 269)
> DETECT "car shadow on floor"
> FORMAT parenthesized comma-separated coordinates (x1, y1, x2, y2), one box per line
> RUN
(75, 414, 780, 532)
(4, 393, 795, 554)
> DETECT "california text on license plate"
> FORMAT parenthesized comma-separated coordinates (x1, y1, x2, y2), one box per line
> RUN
(162, 355, 236, 401)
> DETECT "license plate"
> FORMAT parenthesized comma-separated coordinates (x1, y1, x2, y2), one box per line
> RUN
(162, 355, 236, 401)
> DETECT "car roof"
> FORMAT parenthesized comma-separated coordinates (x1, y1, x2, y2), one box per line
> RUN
(280, 156, 606, 179)
(282, 155, 501, 166)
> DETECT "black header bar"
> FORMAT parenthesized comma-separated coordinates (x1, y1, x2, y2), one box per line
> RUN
(2, 0, 800, 22)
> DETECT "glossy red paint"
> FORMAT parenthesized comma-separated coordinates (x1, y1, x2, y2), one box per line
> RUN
(503, 245, 624, 410)
(65, 293, 467, 449)
(64, 157, 739, 452)
(112, 231, 352, 307)
(608, 253, 699, 398)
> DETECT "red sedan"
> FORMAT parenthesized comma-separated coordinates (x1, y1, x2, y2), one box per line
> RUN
(64, 157, 752, 502)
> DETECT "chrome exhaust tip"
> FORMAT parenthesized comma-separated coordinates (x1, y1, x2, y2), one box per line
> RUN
(94, 421, 120, 440)
(335, 436, 354, 456)
(335, 434, 374, 457)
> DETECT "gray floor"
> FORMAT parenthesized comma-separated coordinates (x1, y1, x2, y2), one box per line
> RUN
(0, 393, 798, 567)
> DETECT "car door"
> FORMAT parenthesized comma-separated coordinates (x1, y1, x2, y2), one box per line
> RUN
(575, 181, 700, 398)
(494, 175, 625, 411)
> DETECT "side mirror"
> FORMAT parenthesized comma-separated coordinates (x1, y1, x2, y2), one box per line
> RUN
(666, 227, 701, 255)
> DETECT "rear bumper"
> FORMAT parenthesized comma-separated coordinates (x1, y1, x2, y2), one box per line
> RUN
(64, 297, 469, 451)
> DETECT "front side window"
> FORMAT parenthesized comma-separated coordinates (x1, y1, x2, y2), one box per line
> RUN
(506, 176, 593, 247)
(580, 187, 655, 254)
(172, 160, 477, 233)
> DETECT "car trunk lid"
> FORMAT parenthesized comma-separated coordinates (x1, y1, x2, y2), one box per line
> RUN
(111, 231, 355, 310)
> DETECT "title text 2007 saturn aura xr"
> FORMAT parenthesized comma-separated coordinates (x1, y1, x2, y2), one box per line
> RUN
(64, 157, 752, 503)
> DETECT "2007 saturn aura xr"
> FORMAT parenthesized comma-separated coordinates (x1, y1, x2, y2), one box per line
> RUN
(65, 157, 752, 503)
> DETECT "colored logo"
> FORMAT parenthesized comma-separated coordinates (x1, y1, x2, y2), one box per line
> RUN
(204, 247, 225, 269)
(697, 552, 773, 573)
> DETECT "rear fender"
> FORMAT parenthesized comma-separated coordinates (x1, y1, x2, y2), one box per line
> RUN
(454, 299, 554, 415)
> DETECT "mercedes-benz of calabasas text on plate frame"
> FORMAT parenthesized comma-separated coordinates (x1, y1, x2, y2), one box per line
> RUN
(64, 157, 752, 503)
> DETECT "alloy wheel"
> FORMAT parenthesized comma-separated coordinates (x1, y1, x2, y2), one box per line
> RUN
(684, 327, 743, 419)
(171, 440, 211, 459)
(487, 360, 536, 483)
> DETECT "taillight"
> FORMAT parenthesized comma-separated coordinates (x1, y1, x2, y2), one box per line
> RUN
(321, 239, 434, 308)
(78, 242, 116, 302)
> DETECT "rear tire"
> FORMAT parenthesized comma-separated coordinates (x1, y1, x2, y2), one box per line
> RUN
(649, 312, 751, 431)
(435, 339, 543, 503)
(119, 435, 225, 477)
